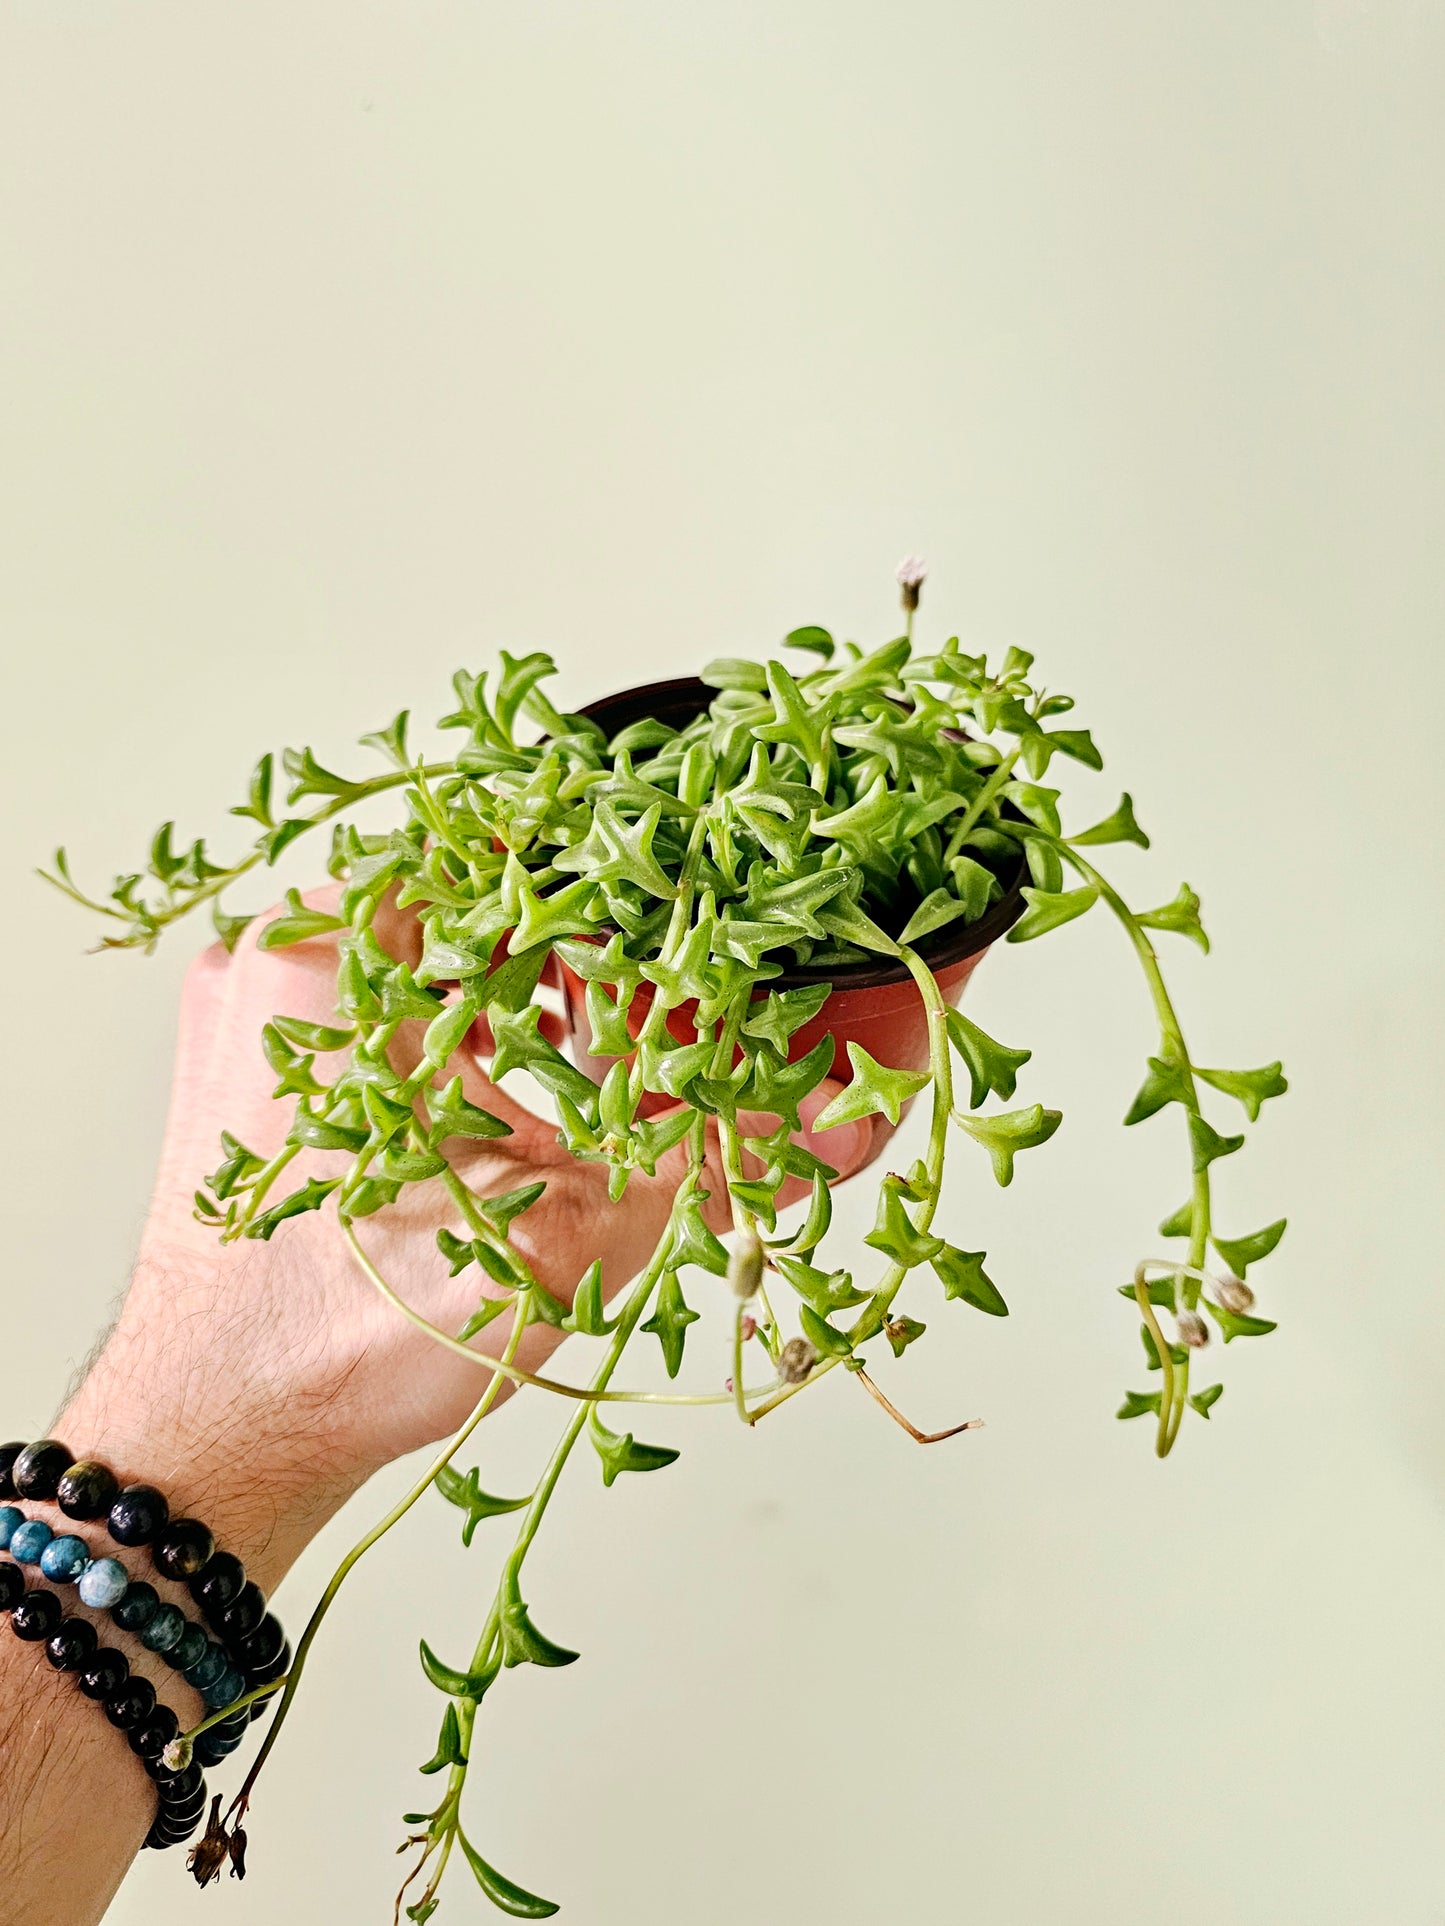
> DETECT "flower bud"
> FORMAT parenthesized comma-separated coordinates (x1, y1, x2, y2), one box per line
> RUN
(728, 1231, 765, 1301)
(1176, 1311, 1209, 1349)
(896, 554, 927, 614)
(740, 1313, 757, 1343)
(1215, 1276, 1255, 1314)
(777, 1336, 818, 1384)
(161, 1736, 193, 1774)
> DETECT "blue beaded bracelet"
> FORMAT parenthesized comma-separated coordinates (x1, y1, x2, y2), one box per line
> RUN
(0, 1440, 290, 1729)
(0, 1558, 209, 1850)
(0, 1508, 249, 1738)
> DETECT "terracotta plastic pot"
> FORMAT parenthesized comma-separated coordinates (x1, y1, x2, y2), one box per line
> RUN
(560, 677, 1026, 1111)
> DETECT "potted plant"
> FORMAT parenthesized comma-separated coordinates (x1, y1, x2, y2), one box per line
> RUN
(47, 562, 1286, 1920)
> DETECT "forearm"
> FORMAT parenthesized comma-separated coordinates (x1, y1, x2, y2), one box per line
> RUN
(0, 1301, 363, 1926)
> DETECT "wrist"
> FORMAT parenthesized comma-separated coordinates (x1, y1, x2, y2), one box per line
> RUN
(57, 1278, 364, 1596)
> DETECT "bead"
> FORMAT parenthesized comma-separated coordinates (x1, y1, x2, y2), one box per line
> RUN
(39, 1535, 91, 1584)
(103, 1677, 157, 1730)
(0, 1505, 22, 1550)
(189, 1549, 245, 1614)
(166, 1622, 209, 1672)
(153, 1519, 214, 1582)
(213, 1580, 266, 1640)
(77, 1557, 129, 1609)
(183, 1641, 229, 1692)
(45, 1618, 98, 1671)
(12, 1440, 74, 1502)
(147, 1803, 205, 1847)
(246, 1637, 291, 1692)
(128, 1705, 180, 1759)
(0, 1560, 23, 1612)
(7, 1519, 54, 1565)
(200, 1664, 245, 1710)
(0, 1443, 24, 1499)
(56, 1460, 120, 1522)
(194, 1730, 244, 1765)
(108, 1484, 169, 1547)
(140, 1603, 186, 1655)
(10, 1589, 63, 1641)
(77, 1647, 130, 1699)
(111, 1581, 159, 1633)
(232, 1610, 285, 1670)
(158, 1761, 205, 1803)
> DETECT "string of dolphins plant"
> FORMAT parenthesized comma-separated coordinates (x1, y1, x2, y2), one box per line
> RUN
(45, 563, 1286, 1919)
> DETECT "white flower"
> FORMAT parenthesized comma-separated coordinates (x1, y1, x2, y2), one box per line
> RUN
(895, 555, 927, 590)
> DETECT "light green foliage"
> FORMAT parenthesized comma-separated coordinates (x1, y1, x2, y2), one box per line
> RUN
(48, 576, 1284, 1919)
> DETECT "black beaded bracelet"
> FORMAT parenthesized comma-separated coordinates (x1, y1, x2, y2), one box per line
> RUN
(0, 1559, 210, 1849)
(0, 1439, 290, 1732)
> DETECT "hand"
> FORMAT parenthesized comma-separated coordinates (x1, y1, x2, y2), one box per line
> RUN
(60, 895, 877, 1592)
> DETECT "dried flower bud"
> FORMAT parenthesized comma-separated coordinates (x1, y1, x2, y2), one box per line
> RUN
(1176, 1311, 1209, 1349)
(188, 1796, 231, 1888)
(777, 1336, 817, 1384)
(896, 554, 927, 614)
(728, 1231, 765, 1300)
(228, 1825, 248, 1880)
(740, 1313, 757, 1343)
(161, 1736, 193, 1774)
(1215, 1276, 1255, 1314)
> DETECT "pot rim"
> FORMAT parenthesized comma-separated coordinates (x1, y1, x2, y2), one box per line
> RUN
(574, 675, 1026, 993)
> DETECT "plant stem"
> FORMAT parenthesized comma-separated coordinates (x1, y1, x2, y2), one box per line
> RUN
(227, 1292, 534, 1815)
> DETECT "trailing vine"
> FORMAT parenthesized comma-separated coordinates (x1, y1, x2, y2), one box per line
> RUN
(47, 565, 1285, 1917)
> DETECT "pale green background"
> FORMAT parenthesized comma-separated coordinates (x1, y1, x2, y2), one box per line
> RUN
(3, 5, 1443, 1922)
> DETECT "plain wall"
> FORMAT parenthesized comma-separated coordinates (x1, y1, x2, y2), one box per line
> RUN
(2, 5, 1442, 1922)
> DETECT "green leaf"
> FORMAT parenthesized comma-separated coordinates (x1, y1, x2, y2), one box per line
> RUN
(812, 1041, 930, 1131)
(553, 799, 675, 899)
(457, 1831, 560, 1920)
(246, 1175, 340, 1239)
(955, 1103, 1062, 1186)
(773, 1255, 868, 1313)
(456, 1296, 512, 1342)
(426, 1076, 513, 1146)
(288, 1112, 369, 1153)
(585, 980, 637, 1056)
(1117, 1389, 1162, 1420)
(283, 743, 369, 805)
(588, 1408, 680, 1488)
(256, 888, 347, 951)
(230, 752, 275, 827)
(1116, 1274, 1177, 1311)
(756, 659, 836, 772)
(562, 1261, 617, 1336)
(701, 656, 769, 692)
(899, 887, 974, 946)
(932, 1244, 1008, 1315)
(271, 1014, 357, 1053)
(741, 983, 832, 1054)
(434, 1461, 529, 1547)
(1189, 1114, 1244, 1171)
(500, 1589, 579, 1670)
(1136, 883, 1209, 953)
(1123, 1054, 1194, 1126)
(1000, 780, 1062, 836)
(863, 1179, 945, 1270)
(1204, 1300, 1279, 1343)
(1190, 1384, 1225, 1419)
(211, 903, 255, 952)
(945, 1010, 1031, 1108)
(1071, 793, 1149, 849)
(1046, 727, 1103, 770)
(737, 1034, 836, 1130)
(798, 1301, 855, 1357)
(1194, 1062, 1288, 1122)
(1158, 1200, 1195, 1239)
(641, 1270, 701, 1377)
(421, 996, 481, 1070)
(359, 709, 411, 767)
(418, 1638, 501, 1700)
(1005, 884, 1098, 944)
(1212, 1217, 1287, 1276)
(483, 940, 555, 1015)
(783, 624, 835, 659)
(948, 854, 1003, 923)
(418, 1702, 468, 1774)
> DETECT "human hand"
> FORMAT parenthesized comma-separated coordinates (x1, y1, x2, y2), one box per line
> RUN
(60, 894, 877, 1591)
